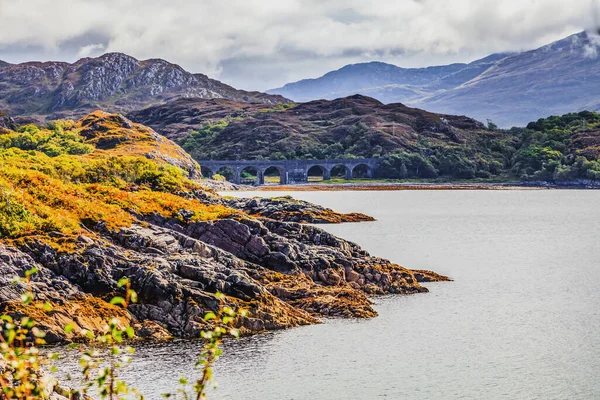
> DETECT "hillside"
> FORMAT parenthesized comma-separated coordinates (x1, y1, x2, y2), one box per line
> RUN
(0, 53, 287, 121)
(268, 31, 600, 127)
(414, 31, 600, 127)
(0, 110, 445, 345)
(128, 95, 600, 182)
(128, 95, 513, 179)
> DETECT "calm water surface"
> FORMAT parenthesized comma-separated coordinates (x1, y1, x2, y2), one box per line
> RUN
(57, 190, 600, 399)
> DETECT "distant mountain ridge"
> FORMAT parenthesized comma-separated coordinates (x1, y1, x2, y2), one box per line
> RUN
(0, 53, 288, 120)
(268, 31, 600, 127)
(268, 53, 510, 103)
(412, 31, 600, 127)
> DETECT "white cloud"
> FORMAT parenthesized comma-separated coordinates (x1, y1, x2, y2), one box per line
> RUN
(0, 0, 593, 90)
(584, 44, 598, 58)
(78, 43, 106, 58)
(583, 32, 600, 58)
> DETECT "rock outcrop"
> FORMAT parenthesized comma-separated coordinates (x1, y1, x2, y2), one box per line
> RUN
(0, 110, 16, 132)
(219, 195, 375, 223)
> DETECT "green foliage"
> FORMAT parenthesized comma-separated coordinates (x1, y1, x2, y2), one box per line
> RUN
(486, 119, 498, 131)
(1, 273, 242, 400)
(512, 111, 600, 181)
(0, 120, 233, 240)
(526, 111, 600, 131)
(0, 188, 37, 238)
(398, 163, 408, 179)
(78, 156, 187, 191)
(258, 103, 296, 113)
(181, 118, 240, 158)
(77, 279, 141, 399)
(0, 122, 93, 156)
(375, 152, 438, 179)
(240, 170, 256, 179)
(0, 269, 56, 399)
(164, 293, 245, 400)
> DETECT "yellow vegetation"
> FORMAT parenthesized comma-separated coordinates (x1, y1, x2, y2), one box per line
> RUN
(0, 112, 235, 240)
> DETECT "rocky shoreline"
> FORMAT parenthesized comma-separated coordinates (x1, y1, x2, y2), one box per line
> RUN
(0, 194, 446, 344)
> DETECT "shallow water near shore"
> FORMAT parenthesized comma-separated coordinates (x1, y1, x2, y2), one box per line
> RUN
(56, 190, 600, 399)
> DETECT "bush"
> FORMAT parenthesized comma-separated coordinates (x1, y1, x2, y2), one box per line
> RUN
(1, 123, 94, 156)
(0, 274, 243, 399)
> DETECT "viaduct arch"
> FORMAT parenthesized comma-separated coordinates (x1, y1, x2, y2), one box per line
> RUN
(198, 158, 381, 185)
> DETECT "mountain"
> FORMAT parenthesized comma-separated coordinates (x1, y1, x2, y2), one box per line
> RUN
(127, 95, 600, 182)
(413, 31, 600, 127)
(0, 53, 288, 120)
(267, 54, 509, 103)
(268, 31, 600, 127)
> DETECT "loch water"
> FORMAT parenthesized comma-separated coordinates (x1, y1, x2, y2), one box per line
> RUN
(56, 190, 600, 399)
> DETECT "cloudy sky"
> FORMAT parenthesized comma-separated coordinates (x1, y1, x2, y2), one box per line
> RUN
(0, 0, 595, 90)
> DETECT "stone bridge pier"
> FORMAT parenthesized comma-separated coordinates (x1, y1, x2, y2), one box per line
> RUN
(198, 158, 381, 185)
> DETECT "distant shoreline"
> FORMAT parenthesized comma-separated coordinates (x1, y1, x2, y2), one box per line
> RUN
(254, 182, 536, 191)
(222, 181, 600, 191)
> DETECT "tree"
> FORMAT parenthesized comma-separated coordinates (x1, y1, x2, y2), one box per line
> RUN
(486, 119, 498, 131)
(399, 163, 408, 179)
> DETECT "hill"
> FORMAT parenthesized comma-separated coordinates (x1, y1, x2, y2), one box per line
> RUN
(128, 95, 600, 182)
(268, 31, 600, 127)
(0, 53, 287, 121)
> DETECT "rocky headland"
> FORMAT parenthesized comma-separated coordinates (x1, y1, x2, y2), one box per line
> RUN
(0, 111, 448, 345)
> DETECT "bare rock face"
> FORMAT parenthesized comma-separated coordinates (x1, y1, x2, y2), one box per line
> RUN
(195, 192, 374, 224)
(9, 223, 316, 342)
(143, 213, 442, 317)
(0, 245, 136, 342)
(0, 111, 16, 131)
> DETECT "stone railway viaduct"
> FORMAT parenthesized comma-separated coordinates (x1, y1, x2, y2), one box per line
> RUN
(198, 158, 382, 185)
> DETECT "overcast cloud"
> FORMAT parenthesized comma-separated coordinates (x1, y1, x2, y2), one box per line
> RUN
(0, 0, 595, 90)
